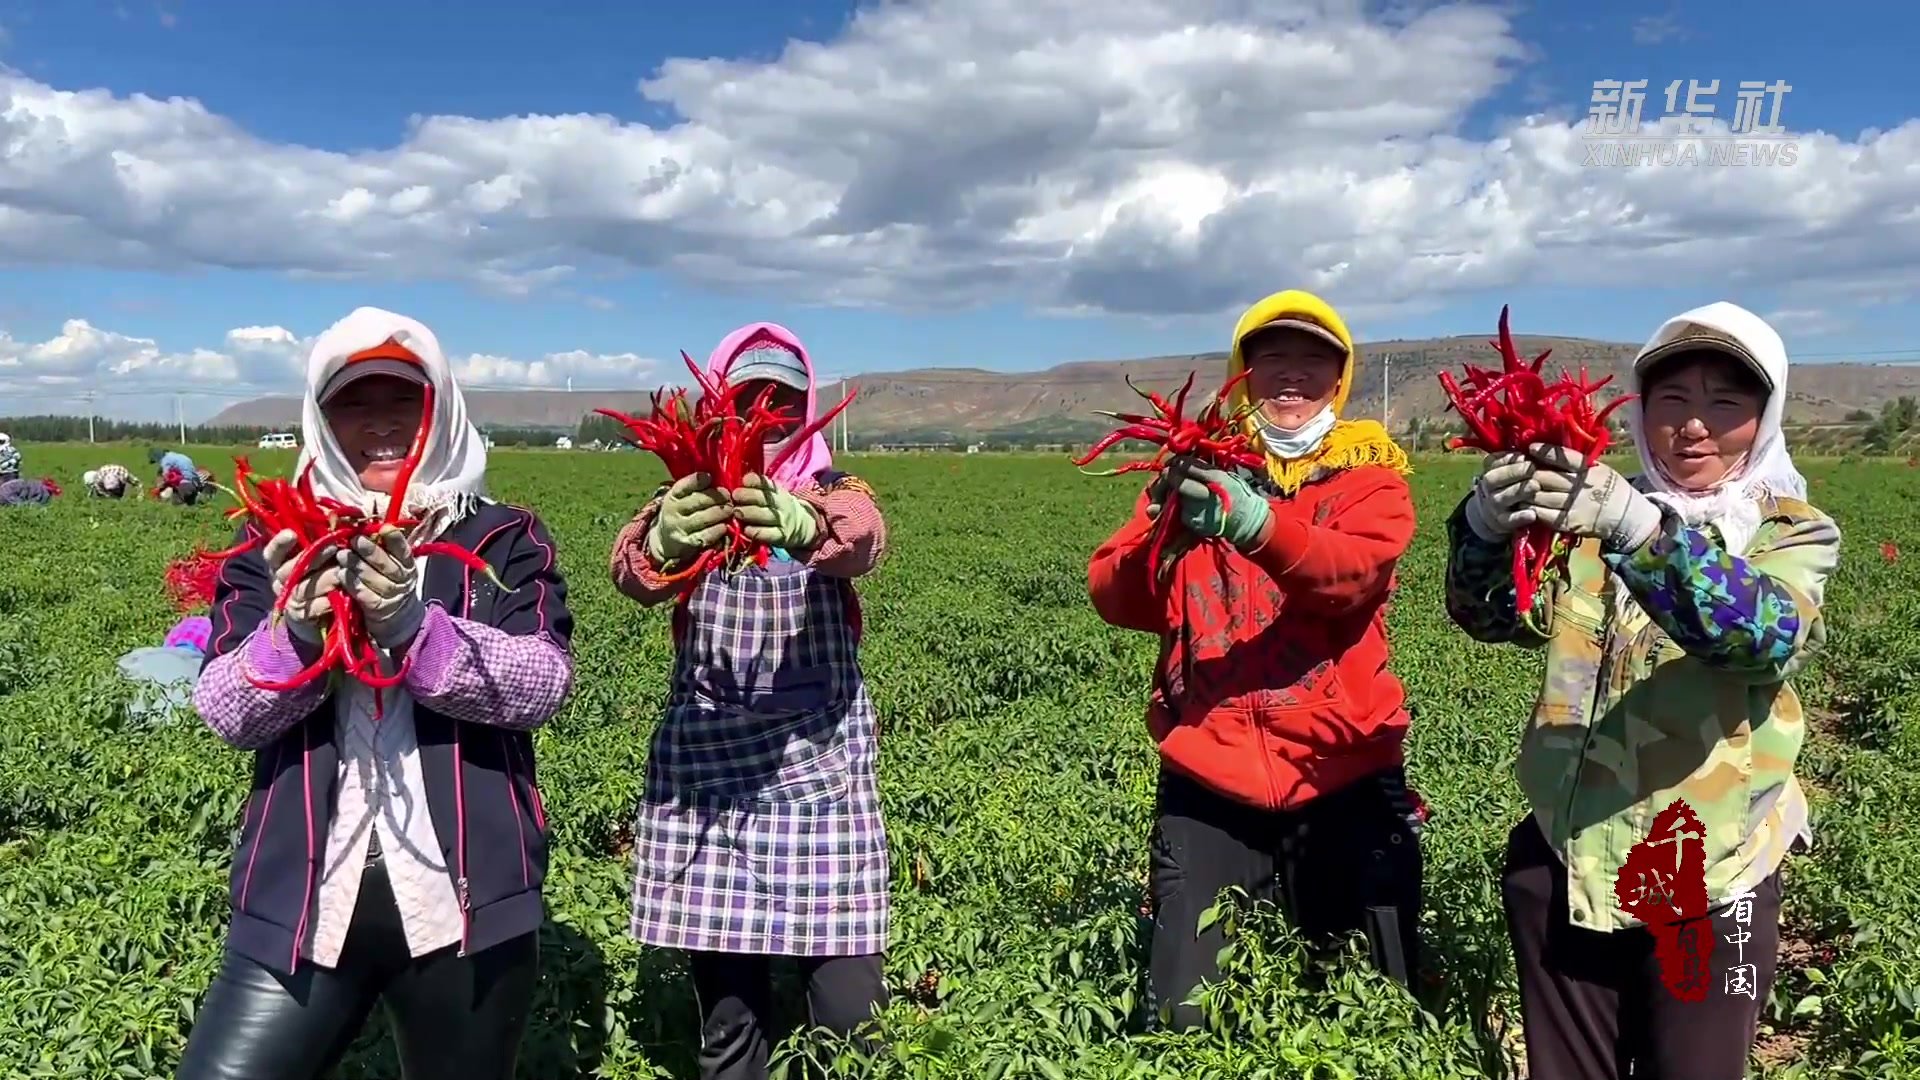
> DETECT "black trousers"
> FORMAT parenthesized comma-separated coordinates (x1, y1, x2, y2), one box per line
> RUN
(1147, 764, 1425, 1030)
(689, 950, 888, 1080)
(1502, 816, 1783, 1080)
(176, 852, 540, 1080)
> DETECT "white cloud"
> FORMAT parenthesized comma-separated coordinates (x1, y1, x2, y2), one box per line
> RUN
(0, 316, 659, 419)
(0, 0, 1912, 323)
(0, 319, 161, 378)
(1763, 307, 1854, 341)
(1631, 14, 1685, 45)
(453, 349, 657, 389)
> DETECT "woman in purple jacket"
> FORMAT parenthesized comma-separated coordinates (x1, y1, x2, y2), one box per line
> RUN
(177, 307, 575, 1080)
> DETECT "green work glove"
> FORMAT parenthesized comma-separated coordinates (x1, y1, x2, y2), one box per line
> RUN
(647, 473, 733, 565)
(1169, 461, 1272, 549)
(731, 474, 821, 551)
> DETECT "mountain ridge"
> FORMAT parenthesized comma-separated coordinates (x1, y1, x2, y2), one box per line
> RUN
(207, 333, 1920, 436)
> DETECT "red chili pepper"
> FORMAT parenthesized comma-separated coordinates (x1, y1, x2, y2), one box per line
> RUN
(191, 378, 494, 719)
(1437, 305, 1637, 611)
(598, 350, 861, 591)
(1073, 366, 1266, 580)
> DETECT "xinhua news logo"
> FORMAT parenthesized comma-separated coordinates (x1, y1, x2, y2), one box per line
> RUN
(1583, 79, 1798, 167)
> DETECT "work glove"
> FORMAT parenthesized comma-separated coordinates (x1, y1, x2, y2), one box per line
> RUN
(731, 474, 822, 551)
(647, 473, 733, 566)
(1141, 464, 1203, 521)
(264, 529, 345, 645)
(1144, 468, 1178, 521)
(342, 526, 427, 649)
(1523, 444, 1663, 554)
(1463, 451, 1541, 542)
(1156, 457, 1272, 550)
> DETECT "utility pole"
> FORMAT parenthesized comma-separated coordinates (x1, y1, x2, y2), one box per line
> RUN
(839, 380, 850, 453)
(175, 394, 186, 445)
(1383, 353, 1391, 432)
(82, 390, 97, 443)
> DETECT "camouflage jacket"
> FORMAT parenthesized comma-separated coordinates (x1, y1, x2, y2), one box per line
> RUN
(1445, 492, 1840, 932)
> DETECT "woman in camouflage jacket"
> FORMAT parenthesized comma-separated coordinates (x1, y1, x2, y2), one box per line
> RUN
(1445, 302, 1839, 1080)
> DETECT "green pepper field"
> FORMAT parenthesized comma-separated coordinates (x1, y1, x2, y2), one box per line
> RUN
(2, 446, 1917, 1079)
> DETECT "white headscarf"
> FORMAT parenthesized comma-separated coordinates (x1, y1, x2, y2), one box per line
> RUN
(297, 307, 490, 542)
(1625, 301, 1807, 557)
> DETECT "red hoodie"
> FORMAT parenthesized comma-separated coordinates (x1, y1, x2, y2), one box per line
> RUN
(1087, 464, 1416, 812)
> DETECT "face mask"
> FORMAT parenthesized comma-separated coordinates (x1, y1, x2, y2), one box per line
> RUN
(1257, 405, 1337, 460)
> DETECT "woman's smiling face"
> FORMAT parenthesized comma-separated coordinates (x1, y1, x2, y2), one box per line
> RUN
(1640, 349, 1767, 490)
(323, 373, 427, 493)
(1242, 328, 1345, 429)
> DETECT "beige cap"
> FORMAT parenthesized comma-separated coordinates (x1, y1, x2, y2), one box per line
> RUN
(1243, 316, 1349, 354)
(1635, 322, 1772, 390)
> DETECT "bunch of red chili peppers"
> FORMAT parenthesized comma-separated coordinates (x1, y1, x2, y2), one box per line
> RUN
(187, 383, 507, 718)
(595, 349, 856, 589)
(1438, 305, 1635, 612)
(149, 467, 185, 500)
(164, 549, 222, 612)
(1073, 368, 1268, 577)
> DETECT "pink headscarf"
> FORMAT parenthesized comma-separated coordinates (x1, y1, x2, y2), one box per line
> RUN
(705, 321, 834, 489)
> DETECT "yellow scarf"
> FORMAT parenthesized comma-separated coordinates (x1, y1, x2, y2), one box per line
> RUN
(1227, 289, 1411, 495)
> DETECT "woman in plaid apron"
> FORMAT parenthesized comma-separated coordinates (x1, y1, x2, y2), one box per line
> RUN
(612, 321, 890, 1080)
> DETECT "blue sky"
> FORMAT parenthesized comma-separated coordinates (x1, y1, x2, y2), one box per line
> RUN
(1, 0, 1916, 420)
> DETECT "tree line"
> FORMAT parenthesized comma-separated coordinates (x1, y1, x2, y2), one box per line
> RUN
(0, 412, 596, 450)
(0, 414, 274, 445)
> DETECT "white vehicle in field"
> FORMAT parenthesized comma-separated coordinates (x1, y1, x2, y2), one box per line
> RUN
(258, 432, 298, 449)
(555, 436, 574, 450)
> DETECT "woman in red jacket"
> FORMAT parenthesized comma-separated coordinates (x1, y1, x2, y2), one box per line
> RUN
(1089, 289, 1423, 1030)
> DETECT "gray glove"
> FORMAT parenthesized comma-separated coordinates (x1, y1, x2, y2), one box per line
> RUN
(1524, 444, 1662, 554)
(1463, 451, 1540, 542)
(342, 526, 426, 649)
(646, 473, 734, 565)
(263, 529, 344, 644)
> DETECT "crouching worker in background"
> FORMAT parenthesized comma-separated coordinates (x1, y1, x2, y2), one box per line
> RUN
(1088, 289, 1425, 1030)
(1446, 302, 1838, 1080)
(178, 307, 575, 1080)
(84, 465, 136, 498)
(0, 476, 57, 505)
(611, 322, 890, 1080)
(151, 447, 206, 504)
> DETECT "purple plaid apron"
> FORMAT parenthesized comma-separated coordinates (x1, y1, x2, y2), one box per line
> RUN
(630, 555, 889, 957)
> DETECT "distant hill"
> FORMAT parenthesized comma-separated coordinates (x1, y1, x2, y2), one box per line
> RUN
(208, 334, 1920, 439)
